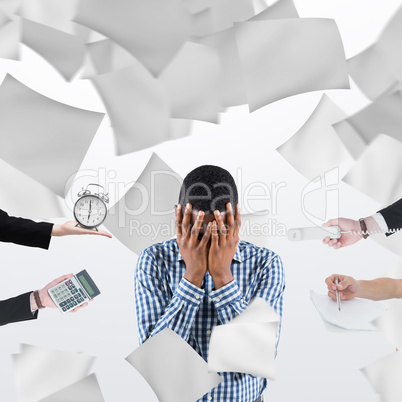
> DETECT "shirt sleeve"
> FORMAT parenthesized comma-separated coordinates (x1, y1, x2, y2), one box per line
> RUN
(371, 213, 389, 233)
(135, 249, 205, 345)
(210, 254, 285, 325)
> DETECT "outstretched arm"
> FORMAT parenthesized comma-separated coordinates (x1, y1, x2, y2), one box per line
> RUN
(326, 274, 402, 301)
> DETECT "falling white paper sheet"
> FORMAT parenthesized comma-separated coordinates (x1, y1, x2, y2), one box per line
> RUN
(250, 0, 299, 21)
(0, 74, 105, 197)
(159, 42, 224, 123)
(342, 134, 402, 206)
(0, 158, 63, 220)
(74, 0, 193, 76)
(234, 18, 349, 112)
(277, 95, 349, 179)
(333, 91, 402, 159)
(190, 0, 255, 37)
(191, 7, 214, 37)
(348, 6, 402, 100)
(126, 328, 222, 402)
(228, 297, 280, 324)
(348, 46, 399, 101)
(0, 7, 10, 28)
(197, 0, 298, 108)
(361, 352, 402, 402)
(332, 119, 368, 160)
(183, 0, 212, 14)
(0, 0, 21, 16)
(169, 119, 193, 140)
(38, 374, 105, 402)
(197, 27, 247, 107)
(103, 153, 182, 255)
(310, 291, 387, 331)
(372, 300, 402, 350)
(0, 19, 19, 60)
(91, 65, 170, 155)
(209, 0, 255, 33)
(18, 0, 88, 39)
(13, 344, 95, 402)
(85, 39, 137, 77)
(21, 18, 86, 81)
(208, 298, 280, 380)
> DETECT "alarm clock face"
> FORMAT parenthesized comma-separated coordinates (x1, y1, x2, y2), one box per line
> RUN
(73, 195, 107, 229)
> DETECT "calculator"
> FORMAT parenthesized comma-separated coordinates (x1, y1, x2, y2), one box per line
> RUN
(48, 270, 101, 314)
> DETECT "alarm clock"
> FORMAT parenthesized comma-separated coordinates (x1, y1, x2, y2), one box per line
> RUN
(73, 184, 109, 230)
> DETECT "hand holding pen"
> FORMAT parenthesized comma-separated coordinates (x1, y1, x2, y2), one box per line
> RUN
(325, 274, 360, 302)
(335, 277, 341, 311)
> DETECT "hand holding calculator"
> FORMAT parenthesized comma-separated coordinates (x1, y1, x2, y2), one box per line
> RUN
(48, 270, 100, 314)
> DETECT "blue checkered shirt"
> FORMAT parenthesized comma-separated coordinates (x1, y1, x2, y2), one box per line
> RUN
(135, 238, 285, 402)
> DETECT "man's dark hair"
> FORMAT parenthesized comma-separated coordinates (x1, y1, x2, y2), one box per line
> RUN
(178, 165, 238, 214)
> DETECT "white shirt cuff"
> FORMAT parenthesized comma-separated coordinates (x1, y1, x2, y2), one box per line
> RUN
(371, 213, 389, 233)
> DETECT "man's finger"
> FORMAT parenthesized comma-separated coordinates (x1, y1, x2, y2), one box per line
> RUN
(200, 222, 212, 246)
(233, 203, 241, 237)
(71, 302, 88, 313)
(327, 290, 336, 301)
(323, 219, 338, 227)
(338, 276, 353, 290)
(211, 221, 219, 248)
(325, 275, 338, 290)
(191, 211, 204, 243)
(45, 273, 74, 289)
(226, 202, 235, 237)
(175, 204, 182, 238)
(182, 203, 192, 238)
(327, 239, 339, 247)
(95, 229, 112, 238)
(214, 209, 227, 240)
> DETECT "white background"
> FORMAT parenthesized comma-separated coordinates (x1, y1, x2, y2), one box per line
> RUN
(1, 0, 402, 401)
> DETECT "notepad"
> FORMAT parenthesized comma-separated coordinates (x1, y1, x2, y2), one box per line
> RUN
(310, 291, 387, 331)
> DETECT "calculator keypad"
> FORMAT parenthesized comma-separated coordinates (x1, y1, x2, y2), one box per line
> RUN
(49, 277, 88, 314)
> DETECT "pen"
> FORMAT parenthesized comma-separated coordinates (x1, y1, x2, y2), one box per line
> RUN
(335, 277, 341, 311)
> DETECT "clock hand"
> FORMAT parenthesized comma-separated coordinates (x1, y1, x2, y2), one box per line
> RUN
(88, 200, 92, 220)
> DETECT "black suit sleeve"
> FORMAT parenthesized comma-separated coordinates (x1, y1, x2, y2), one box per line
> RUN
(0, 209, 53, 249)
(0, 292, 39, 326)
(378, 198, 402, 236)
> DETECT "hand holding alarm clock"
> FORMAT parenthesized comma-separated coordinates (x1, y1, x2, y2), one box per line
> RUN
(73, 184, 110, 232)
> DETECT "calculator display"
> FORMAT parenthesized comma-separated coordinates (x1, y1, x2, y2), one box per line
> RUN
(79, 274, 95, 296)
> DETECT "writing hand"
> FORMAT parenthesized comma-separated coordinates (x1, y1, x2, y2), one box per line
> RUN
(325, 274, 359, 301)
